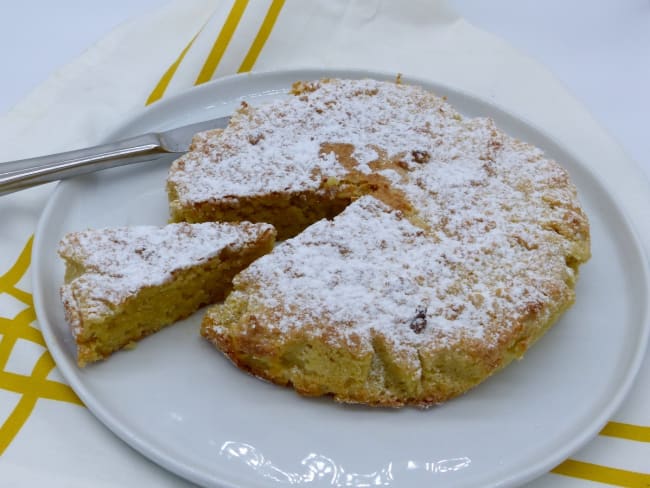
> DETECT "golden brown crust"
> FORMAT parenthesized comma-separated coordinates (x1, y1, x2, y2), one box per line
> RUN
(181, 78, 590, 407)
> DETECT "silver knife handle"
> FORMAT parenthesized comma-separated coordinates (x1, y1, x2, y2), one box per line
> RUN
(0, 133, 174, 196)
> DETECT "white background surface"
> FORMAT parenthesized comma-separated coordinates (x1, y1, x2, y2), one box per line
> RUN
(1, 0, 649, 183)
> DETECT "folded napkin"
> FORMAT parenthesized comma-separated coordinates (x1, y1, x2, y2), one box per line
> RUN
(0, 0, 648, 486)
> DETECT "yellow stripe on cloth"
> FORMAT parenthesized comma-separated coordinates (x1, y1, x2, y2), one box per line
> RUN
(0, 236, 34, 306)
(0, 392, 38, 455)
(0, 314, 45, 349)
(553, 459, 650, 487)
(0, 237, 83, 455)
(146, 31, 202, 105)
(150, 0, 284, 101)
(0, 237, 40, 371)
(600, 421, 650, 443)
(195, 0, 249, 85)
(0, 308, 42, 370)
(0, 366, 82, 404)
(238, 0, 285, 73)
(0, 351, 82, 455)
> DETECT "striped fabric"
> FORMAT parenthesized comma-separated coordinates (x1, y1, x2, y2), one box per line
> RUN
(0, 1, 648, 486)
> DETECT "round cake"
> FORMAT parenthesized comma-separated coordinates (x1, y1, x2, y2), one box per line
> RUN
(171, 78, 591, 407)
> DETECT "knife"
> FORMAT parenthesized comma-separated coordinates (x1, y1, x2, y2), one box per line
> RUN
(0, 115, 231, 196)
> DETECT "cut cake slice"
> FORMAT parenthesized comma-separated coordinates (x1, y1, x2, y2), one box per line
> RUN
(59, 221, 275, 366)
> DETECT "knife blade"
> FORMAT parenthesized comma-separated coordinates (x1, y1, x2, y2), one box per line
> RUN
(0, 115, 231, 196)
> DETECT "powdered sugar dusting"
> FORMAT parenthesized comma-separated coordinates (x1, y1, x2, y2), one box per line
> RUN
(196, 79, 590, 362)
(169, 79, 458, 200)
(59, 222, 273, 333)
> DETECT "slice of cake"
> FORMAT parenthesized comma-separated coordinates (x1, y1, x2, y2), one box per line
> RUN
(59, 222, 275, 366)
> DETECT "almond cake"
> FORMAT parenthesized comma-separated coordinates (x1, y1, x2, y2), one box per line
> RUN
(183, 78, 591, 406)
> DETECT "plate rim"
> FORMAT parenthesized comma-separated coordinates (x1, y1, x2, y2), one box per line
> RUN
(32, 67, 650, 488)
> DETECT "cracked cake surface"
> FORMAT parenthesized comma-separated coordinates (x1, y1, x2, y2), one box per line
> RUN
(178, 78, 590, 406)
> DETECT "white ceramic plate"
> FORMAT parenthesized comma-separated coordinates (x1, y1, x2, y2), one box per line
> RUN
(32, 69, 650, 488)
